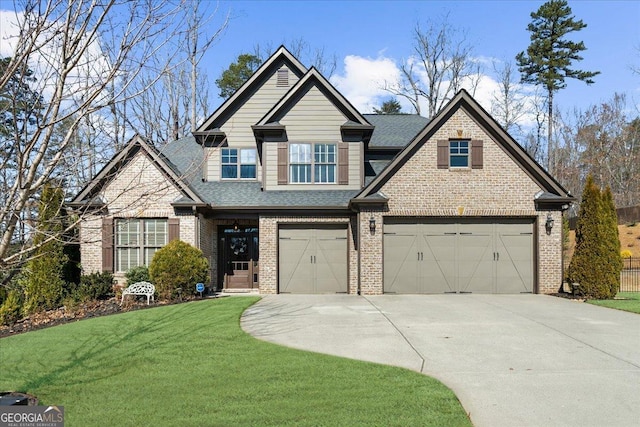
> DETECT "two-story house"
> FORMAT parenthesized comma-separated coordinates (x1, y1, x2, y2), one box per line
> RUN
(70, 46, 573, 295)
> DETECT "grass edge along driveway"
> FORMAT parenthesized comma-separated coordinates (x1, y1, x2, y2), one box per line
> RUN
(587, 292, 640, 314)
(0, 297, 471, 427)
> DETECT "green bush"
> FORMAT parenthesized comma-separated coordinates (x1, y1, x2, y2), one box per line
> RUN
(149, 240, 209, 301)
(77, 272, 115, 301)
(125, 266, 150, 285)
(567, 176, 622, 299)
(0, 289, 24, 325)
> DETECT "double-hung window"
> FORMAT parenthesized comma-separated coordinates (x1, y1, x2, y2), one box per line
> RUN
(449, 140, 469, 168)
(314, 144, 336, 183)
(289, 143, 312, 183)
(115, 219, 167, 272)
(222, 148, 257, 179)
(289, 143, 336, 183)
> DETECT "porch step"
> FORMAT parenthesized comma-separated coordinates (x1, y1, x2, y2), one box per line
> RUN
(219, 289, 260, 294)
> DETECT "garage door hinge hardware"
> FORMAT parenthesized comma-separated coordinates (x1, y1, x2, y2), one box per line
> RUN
(417, 252, 424, 260)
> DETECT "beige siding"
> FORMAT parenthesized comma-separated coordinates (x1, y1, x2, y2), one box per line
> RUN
(80, 152, 197, 285)
(220, 65, 299, 145)
(262, 86, 362, 190)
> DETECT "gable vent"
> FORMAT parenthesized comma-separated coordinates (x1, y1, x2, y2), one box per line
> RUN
(276, 69, 289, 87)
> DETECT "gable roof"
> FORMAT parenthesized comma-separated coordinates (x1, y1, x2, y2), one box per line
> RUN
(196, 46, 307, 133)
(69, 134, 204, 207)
(255, 67, 372, 128)
(355, 89, 572, 201)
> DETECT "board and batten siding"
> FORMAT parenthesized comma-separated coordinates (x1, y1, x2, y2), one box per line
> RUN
(205, 66, 299, 182)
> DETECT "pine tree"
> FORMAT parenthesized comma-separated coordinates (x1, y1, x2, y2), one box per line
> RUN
(602, 187, 622, 296)
(568, 176, 618, 299)
(516, 0, 599, 171)
(21, 184, 68, 314)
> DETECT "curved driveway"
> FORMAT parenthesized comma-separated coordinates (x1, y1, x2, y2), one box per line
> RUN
(241, 294, 640, 427)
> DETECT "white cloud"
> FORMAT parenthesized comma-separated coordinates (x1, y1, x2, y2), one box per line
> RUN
(330, 55, 402, 113)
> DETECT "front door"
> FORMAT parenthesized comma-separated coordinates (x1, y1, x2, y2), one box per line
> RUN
(219, 227, 259, 290)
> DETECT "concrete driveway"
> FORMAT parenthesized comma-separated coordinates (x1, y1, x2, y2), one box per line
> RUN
(241, 294, 640, 427)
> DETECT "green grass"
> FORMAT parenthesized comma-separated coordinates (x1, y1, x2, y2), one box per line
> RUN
(0, 298, 471, 426)
(587, 292, 640, 314)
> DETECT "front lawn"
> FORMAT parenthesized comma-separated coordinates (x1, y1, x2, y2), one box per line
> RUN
(587, 292, 640, 314)
(0, 297, 471, 426)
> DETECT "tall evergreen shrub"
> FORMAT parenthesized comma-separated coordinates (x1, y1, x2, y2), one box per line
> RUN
(567, 176, 620, 299)
(21, 184, 68, 314)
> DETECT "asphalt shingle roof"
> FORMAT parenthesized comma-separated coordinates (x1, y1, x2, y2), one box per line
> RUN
(159, 114, 427, 208)
(364, 114, 429, 148)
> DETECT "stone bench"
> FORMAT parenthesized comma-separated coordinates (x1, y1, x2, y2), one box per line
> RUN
(121, 281, 155, 305)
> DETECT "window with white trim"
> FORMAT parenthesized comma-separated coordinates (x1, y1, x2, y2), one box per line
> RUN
(115, 219, 167, 272)
(222, 148, 257, 179)
(289, 143, 336, 183)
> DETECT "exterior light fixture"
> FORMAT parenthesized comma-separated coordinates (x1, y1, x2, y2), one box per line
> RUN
(545, 213, 554, 235)
(369, 217, 376, 234)
(233, 221, 239, 231)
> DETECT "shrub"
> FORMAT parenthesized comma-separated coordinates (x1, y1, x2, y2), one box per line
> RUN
(125, 266, 150, 285)
(0, 290, 24, 326)
(567, 177, 622, 299)
(77, 272, 115, 301)
(149, 240, 209, 300)
(621, 250, 633, 259)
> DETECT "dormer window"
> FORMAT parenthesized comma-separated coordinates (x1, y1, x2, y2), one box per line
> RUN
(222, 148, 257, 179)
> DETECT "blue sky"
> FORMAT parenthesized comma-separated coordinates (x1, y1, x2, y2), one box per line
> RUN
(208, 0, 640, 115)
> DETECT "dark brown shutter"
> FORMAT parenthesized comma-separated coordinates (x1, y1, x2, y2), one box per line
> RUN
(338, 143, 349, 185)
(102, 218, 114, 273)
(437, 140, 449, 169)
(471, 139, 483, 169)
(168, 218, 180, 242)
(277, 143, 288, 184)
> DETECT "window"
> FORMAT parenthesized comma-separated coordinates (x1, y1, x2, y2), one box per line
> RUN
(314, 144, 336, 183)
(289, 143, 312, 183)
(115, 219, 167, 272)
(289, 143, 336, 183)
(449, 140, 469, 167)
(222, 148, 257, 179)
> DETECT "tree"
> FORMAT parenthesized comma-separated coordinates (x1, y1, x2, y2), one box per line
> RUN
(490, 60, 527, 137)
(0, 1, 222, 283)
(382, 16, 481, 117)
(567, 176, 617, 299)
(20, 184, 67, 314)
(215, 54, 261, 99)
(373, 99, 403, 114)
(602, 187, 622, 296)
(516, 0, 600, 172)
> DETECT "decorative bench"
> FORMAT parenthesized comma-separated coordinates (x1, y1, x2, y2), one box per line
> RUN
(121, 282, 155, 305)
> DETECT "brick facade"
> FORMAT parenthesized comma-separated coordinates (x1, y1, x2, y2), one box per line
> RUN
(357, 108, 564, 294)
(80, 152, 198, 285)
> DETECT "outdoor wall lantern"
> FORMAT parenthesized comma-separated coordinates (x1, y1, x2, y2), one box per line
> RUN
(369, 217, 376, 234)
(233, 221, 239, 231)
(545, 213, 554, 235)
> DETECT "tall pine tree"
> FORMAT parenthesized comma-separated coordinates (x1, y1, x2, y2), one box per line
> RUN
(516, 0, 599, 172)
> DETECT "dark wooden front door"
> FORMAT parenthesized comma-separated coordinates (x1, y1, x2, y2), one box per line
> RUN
(219, 227, 258, 290)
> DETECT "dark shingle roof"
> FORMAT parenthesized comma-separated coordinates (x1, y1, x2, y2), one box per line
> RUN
(364, 114, 429, 148)
(160, 137, 357, 208)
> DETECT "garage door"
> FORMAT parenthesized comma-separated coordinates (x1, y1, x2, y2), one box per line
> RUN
(279, 226, 348, 293)
(384, 219, 534, 294)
